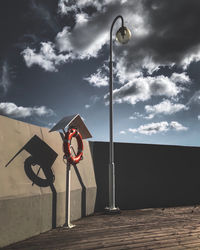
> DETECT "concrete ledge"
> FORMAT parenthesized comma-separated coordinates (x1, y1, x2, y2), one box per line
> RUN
(0, 185, 96, 247)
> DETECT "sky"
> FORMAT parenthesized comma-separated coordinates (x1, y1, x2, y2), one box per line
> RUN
(1, 0, 200, 146)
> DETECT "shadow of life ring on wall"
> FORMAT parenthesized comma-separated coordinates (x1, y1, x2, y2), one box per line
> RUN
(63, 128, 83, 165)
(24, 156, 55, 187)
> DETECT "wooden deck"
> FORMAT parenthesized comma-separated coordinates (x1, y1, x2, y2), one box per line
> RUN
(3, 206, 200, 250)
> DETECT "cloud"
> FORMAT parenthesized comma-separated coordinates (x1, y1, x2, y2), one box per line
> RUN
(55, 25, 108, 60)
(58, 0, 77, 15)
(30, 0, 59, 33)
(187, 90, 200, 105)
(0, 61, 11, 94)
(23, 1, 136, 71)
(58, 0, 115, 15)
(129, 121, 188, 135)
(117, 0, 200, 74)
(90, 95, 101, 103)
(129, 116, 137, 120)
(180, 47, 200, 70)
(0, 102, 54, 118)
(145, 99, 189, 119)
(23, 0, 200, 76)
(120, 130, 126, 134)
(55, 0, 157, 74)
(104, 73, 189, 105)
(85, 95, 100, 109)
(170, 121, 188, 131)
(84, 68, 108, 87)
(48, 122, 56, 128)
(76, 13, 89, 24)
(22, 42, 71, 72)
(129, 112, 144, 120)
(170, 72, 190, 85)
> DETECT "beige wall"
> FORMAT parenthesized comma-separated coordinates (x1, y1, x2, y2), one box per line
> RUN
(0, 115, 96, 248)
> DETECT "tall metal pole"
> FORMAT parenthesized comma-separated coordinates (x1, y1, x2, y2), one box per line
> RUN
(106, 15, 124, 213)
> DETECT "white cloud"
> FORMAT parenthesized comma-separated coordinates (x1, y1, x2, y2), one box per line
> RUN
(187, 90, 200, 105)
(0, 61, 10, 93)
(129, 121, 169, 135)
(145, 99, 189, 119)
(115, 58, 143, 85)
(120, 130, 126, 134)
(198, 115, 200, 120)
(76, 13, 89, 24)
(84, 95, 100, 109)
(129, 116, 137, 120)
(22, 42, 71, 72)
(22, 0, 200, 76)
(90, 95, 101, 103)
(48, 122, 56, 128)
(56, 25, 108, 60)
(104, 74, 186, 105)
(181, 47, 200, 70)
(0, 102, 54, 118)
(170, 121, 188, 131)
(129, 121, 188, 135)
(85, 95, 101, 109)
(58, 0, 104, 15)
(84, 68, 108, 87)
(58, 0, 77, 15)
(129, 112, 143, 120)
(57, 0, 121, 17)
(170, 72, 190, 85)
(129, 116, 136, 120)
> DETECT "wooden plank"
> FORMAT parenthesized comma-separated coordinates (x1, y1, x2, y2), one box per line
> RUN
(4, 205, 200, 250)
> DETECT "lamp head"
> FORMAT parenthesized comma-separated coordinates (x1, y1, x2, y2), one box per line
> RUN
(116, 26, 131, 44)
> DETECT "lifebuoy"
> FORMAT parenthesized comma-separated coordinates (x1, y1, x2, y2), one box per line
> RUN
(63, 128, 83, 165)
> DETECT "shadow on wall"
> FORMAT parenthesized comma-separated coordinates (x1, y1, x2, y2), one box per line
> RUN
(5, 135, 58, 228)
(73, 164, 86, 217)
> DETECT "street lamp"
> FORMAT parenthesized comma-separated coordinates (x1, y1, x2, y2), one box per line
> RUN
(105, 15, 131, 214)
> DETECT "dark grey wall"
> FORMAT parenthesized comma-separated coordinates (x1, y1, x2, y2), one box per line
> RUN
(90, 141, 200, 212)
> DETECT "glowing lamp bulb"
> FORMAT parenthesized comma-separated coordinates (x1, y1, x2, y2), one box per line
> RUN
(116, 26, 131, 44)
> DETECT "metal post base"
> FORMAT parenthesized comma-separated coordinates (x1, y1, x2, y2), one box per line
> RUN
(104, 206, 121, 214)
(63, 222, 76, 229)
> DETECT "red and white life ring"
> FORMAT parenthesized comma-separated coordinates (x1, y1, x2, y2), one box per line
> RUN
(63, 128, 83, 165)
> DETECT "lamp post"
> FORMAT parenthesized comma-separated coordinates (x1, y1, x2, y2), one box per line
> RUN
(105, 15, 131, 214)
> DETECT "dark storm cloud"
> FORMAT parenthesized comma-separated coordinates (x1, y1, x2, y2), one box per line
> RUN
(29, 0, 60, 35)
(0, 0, 62, 59)
(56, 0, 128, 55)
(115, 0, 200, 72)
(5, 0, 200, 74)
(143, 0, 200, 62)
(54, 0, 200, 76)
